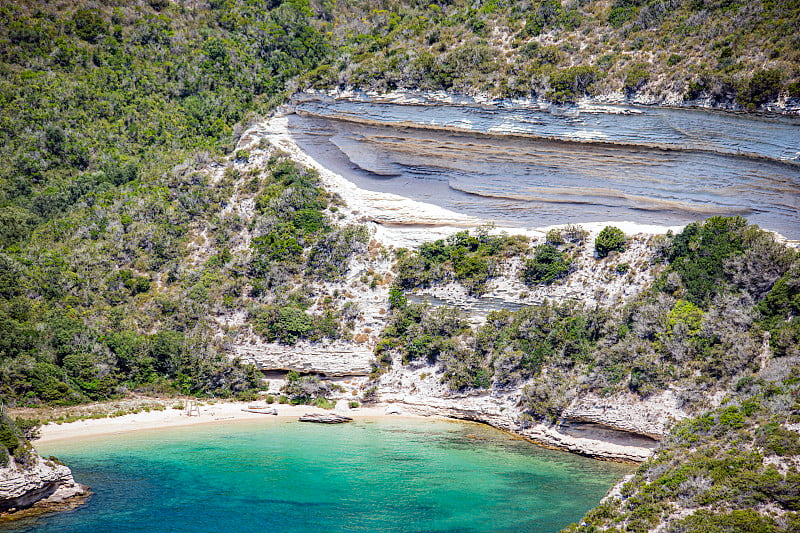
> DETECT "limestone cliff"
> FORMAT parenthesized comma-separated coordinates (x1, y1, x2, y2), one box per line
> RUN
(0, 454, 89, 517)
(206, 117, 700, 464)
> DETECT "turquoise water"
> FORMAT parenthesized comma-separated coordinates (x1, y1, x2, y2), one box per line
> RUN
(13, 419, 629, 533)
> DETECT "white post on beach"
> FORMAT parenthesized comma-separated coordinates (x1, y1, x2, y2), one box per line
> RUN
(184, 400, 200, 417)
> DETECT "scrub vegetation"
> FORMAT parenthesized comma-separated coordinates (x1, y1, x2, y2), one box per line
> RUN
(380, 216, 798, 420)
(319, 0, 800, 107)
(394, 227, 528, 295)
(1, 0, 799, 529)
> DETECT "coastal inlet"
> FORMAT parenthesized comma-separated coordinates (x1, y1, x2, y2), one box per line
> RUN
(29, 419, 630, 533)
(289, 95, 800, 239)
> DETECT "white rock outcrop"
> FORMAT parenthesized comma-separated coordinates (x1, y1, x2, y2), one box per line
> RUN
(563, 390, 688, 439)
(232, 340, 374, 376)
(0, 455, 89, 513)
(377, 361, 661, 463)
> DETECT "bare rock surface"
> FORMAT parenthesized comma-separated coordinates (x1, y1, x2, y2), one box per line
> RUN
(381, 392, 653, 462)
(0, 455, 89, 516)
(299, 413, 353, 423)
(563, 391, 689, 440)
(232, 340, 374, 376)
(377, 359, 658, 462)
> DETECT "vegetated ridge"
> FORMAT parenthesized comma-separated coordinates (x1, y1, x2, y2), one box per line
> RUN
(315, 0, 800, 110)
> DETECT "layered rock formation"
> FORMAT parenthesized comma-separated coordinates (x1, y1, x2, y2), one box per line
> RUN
(377, 360, 677, 463)
(216, 117, 698, 463)
(0, 454, 89, 517)
(232, 340, 374, 376)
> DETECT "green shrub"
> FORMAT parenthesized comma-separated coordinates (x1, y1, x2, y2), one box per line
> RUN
(738, 68, 783, 108)
(595, 226, 626, 258)
(73, 8, 105, 43)
(624, 63, 651, 94)
(0, 419, 20, 454)
(545, 228, 565, 245)
(548, 66, 601, 103)
(312, 397, 335, 409)
(522, 244, 572, 285)
(523, 0, 565, 36)
(13, 418, 41, 441)
(757, 423, 800, 456)
(663, 216, 793, 307)
(282, 371, 332, 405)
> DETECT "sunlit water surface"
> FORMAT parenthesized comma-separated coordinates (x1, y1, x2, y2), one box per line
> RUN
(12, 419, 629, 533)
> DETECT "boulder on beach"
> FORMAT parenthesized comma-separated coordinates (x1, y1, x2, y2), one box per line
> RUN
(298, 413, 353, 424)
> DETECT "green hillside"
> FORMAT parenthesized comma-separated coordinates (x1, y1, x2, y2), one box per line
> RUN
(0, 0, 333, 402)
(321, 0, 800, 106)
(1, 1, 800, 529)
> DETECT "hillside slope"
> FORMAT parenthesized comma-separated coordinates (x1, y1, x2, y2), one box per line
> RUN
(1, 0, 800, 530)
(318, 0, 800, 110)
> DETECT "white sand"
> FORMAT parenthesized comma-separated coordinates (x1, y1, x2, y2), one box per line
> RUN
(36, 403, 419, 444)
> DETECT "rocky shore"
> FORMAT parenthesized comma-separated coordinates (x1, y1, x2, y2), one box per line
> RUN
(0, 454, 90, 521)
(215, 115, 700, 464)
(377, 359, 687, 463)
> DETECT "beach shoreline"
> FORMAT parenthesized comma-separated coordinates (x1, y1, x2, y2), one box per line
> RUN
(33, 402, 427, 445)
(252, 115, 688, 250)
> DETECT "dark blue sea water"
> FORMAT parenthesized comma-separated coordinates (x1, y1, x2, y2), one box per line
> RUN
(13, 419, 629, 533)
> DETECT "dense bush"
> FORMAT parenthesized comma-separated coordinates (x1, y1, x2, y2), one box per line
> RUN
(548, 66, 601, 103)
(663, 216, 795, 307)
(595, 226, 626, 258)
(521, 244, 572, 285)
(281, 370, 332, 405)
(394, 228, 528, 295)
(738, 69, 783, 109)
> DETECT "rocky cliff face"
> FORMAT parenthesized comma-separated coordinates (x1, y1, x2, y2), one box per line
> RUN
(376, 356, 685, 463)
(0, 454, 89, 516)
(232, 340, 374, 376)
(208, 118, 702, 463)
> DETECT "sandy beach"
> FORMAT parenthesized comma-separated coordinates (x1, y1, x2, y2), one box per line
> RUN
(35, 402, 421, 445)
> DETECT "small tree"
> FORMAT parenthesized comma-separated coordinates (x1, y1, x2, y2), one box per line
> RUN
(595, 226, 626, 258)
(522, 244, 572, 285)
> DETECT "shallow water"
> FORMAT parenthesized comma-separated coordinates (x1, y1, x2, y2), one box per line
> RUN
(290, 96, 800, 238)
(16, 419, 629, 533)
